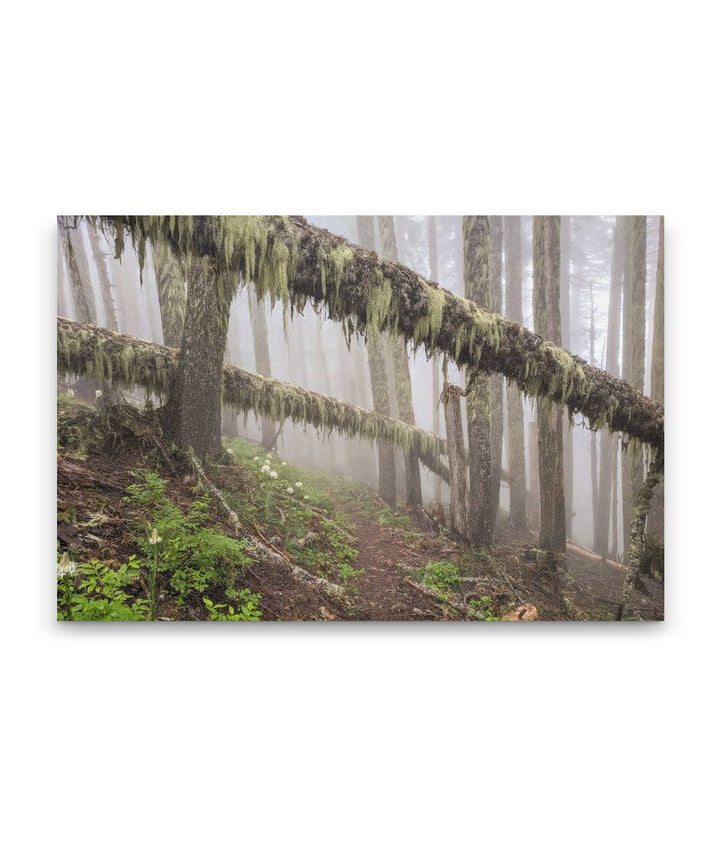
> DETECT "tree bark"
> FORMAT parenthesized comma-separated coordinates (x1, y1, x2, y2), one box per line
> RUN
(162, 253, 235, 459)
(533, 216, 565, 552)
(561, 217, 573, 538)
(621, 216, 647, 556)
(87, 223, 119, 331)
(151, 238, 186, 348)
(379, 215, 423, 506)
(463, 216, 494, 546)
(442, 382, 469, 539)
(428, 216, 442, 506)
(596, 217, 625, 556)
(247, 287, 276, 451)
(357, 215, 396, 506)
(489, 216, 504, 532)
(59, 218, 96, 325)
(647, 216, 664, 543)
(503, 216, 527, 527)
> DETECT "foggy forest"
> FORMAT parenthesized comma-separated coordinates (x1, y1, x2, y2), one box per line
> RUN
(56, 214, 664, 622)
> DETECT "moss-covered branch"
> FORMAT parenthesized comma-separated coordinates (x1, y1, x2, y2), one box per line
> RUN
(57, 317, 449, 482)
(92, 215, 663, 448)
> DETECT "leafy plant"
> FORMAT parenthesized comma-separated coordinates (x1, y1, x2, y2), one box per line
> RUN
(125, 471, 253, 603)
(378, 506, 412, 528)
(414, 561, 462, 594)
(58, 555, 150, 621)
(203, 589, 262, 621)
(468, 595, 500, 622)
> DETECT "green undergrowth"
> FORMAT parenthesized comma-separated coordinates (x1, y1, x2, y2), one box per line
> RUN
(57, 464, 261, 621)
(222, 436, 368, 595)
(412, 559, 501, 621)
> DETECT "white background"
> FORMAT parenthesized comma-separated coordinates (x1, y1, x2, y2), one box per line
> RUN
(2, 2, 717, 854)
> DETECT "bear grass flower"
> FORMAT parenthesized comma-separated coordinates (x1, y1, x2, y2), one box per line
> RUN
(261, 464, 271, 475)
(294, 482, 303, 489)
(286, 486, 294, 495)
(269, 470, 278, 480)
(57, 552, 77, 579)
(148, 527, 162, 545)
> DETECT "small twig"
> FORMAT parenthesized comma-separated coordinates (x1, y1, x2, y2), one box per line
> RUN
(152, 436, 179, 479)
(252, 520, 290, 561)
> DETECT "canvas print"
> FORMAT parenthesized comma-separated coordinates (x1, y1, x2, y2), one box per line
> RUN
(56, 216, 664, 621)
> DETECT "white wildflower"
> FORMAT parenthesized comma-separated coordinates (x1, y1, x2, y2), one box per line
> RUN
(57, 552, 77, 579)
(94, 389, 103, 400)
(253, 456, 260, 462)
(261, 464, 270, 475)
(149, 527, 163, 545)
(226, 448, 235, 456)
(294, 482, 303, 489)
(67, 389, 75, 398)
(281, 461, 287, 467)
(269, 470, 278, 480)
(304, 495, 310, 501)
(286, 486, 294, 495)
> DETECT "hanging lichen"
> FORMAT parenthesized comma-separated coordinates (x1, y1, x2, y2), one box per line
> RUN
(57, 318, 450, 482)
(85, 215, 663, 449)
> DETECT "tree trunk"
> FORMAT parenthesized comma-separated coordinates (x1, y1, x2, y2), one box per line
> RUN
(357, 215, 396, 506)
(87, 223, 119, 331)
(442, 382, 469, 539)
(596, 218, 625, 556)
(247, 287, 276, 451)
(378, 215, 423, 506)
(561, 217, 573, 538)
(162, 257, 235, 459)
(59, 218, 96, 325)
(489, 216, 504, 531)
(647, 216, 664, 543)
(151, 238, 186, 347)
(622, 216, 647, 556)
(504, 216, 527, 527)
(57, 231, 70, 318)
(463, 216, 494, 546)
(533, 216, 565, 552)
(528, 420, 540, 530)
(428, 216, 442, 506)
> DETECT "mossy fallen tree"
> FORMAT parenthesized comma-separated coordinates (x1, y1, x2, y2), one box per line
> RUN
(93, 216, 664, 449)
(57, 317, 450, 482)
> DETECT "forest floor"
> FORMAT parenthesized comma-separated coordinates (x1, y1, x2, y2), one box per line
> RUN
(56, 396, 663, 622)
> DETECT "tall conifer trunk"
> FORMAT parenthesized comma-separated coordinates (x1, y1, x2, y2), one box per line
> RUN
(489, 217, 504, 532)
(647, 217, 664, 543)
(533, 216, 565, 552)
(162, 246, 235, 459)
(504, 216, 527, 527)
(59, 218, 96, 325)
(247, 287, 276, 451)
(428, 216, 442, 506)
(561, 217, 573, 538)
(596, 218, 625, 556)
(378, 216, 423, 506)
(87, 224, 119, 331)
(151, 239, 186, 347)
(357, 216, 396, 506)
(622, 216, 647, 556)
(463, 216, 494, 546)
